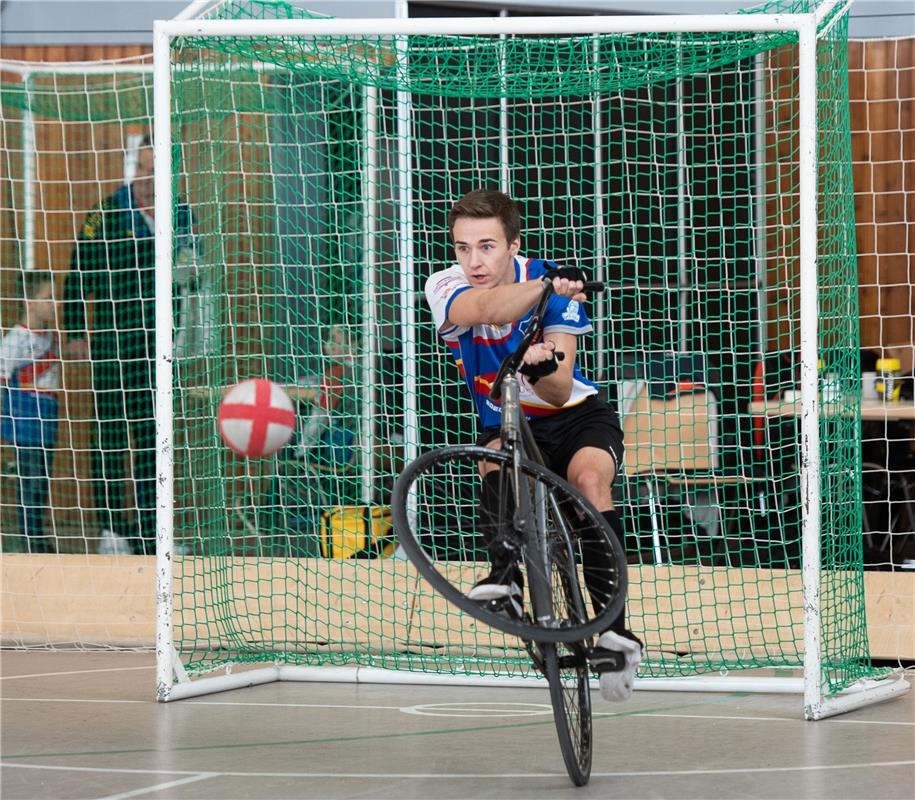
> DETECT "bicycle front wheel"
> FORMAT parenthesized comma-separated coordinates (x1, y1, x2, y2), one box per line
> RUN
(391, 445, 627, 644)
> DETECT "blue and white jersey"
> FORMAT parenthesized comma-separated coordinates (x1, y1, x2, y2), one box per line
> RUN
(425, 256, 598, 429)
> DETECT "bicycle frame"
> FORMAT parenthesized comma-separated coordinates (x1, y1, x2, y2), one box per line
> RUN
(488, 279, 603, 634)
(390, 276, 614, 786)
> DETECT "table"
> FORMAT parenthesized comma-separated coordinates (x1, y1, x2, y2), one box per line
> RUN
(749, 398, 915, 421)
(750, 395, 915, 572)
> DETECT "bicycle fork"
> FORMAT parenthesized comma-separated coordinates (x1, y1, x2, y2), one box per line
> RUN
(500, 374, 559, 629)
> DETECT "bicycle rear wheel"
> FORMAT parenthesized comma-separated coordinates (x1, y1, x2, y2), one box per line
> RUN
(391, 445, 627, 644)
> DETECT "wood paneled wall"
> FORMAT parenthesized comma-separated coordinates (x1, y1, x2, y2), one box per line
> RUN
(761, 38, 913, 356)
(0, 40, 912, 544)
(853, 39, 915, 367)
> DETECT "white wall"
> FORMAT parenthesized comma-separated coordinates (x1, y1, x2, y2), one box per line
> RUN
(1, 0, 911, 45)
(415, 0, 912, 38)
(0, 1, 400, 45)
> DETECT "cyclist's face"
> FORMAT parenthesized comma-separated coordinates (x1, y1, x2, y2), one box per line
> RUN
(452, 217, 519, 289)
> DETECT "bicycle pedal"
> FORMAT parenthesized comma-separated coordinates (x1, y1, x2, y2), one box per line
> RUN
(476, 595, 523, 622)
(588, 646, 626, 674)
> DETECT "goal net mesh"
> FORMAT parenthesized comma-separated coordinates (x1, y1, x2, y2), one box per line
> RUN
(0, 0, 883, 695)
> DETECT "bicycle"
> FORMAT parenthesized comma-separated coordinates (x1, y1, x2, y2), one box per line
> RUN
(391, 278, 628, 786)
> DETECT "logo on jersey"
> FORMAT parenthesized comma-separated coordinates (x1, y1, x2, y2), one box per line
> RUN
(82, 210, 102, 240)
(562, 301, 581, 323)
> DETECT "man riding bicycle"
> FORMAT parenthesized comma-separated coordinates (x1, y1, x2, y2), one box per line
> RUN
(424, 189, 643, 702)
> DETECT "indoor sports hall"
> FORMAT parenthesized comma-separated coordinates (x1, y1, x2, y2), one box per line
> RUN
(2, 0, 913, 796)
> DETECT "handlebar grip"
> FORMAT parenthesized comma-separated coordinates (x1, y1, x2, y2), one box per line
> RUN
(539, 276, 605, 294)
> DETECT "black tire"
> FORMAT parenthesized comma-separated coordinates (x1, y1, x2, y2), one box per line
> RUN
(391, 445, 627, 644)
(532, 531, 593, 786)
(541, 642, 592, 786)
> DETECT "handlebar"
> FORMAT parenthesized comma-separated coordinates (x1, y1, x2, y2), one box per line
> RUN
(572, 281, 605, 294)
(488, 278, 605, 401)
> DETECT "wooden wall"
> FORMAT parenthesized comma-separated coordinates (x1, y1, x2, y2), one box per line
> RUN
(762, 37, 913, 355)
(4, 555, 912, 660)
(1, 40, 913, 548)
(853, 39, 915, 366)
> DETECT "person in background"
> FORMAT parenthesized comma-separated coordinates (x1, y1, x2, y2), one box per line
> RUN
(292, 325, 358, 470)
(1, 271, 74, 553)
(64, 135, 196, 556)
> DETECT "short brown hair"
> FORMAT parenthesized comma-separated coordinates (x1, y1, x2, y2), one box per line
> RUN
(448, 189, 522, 243)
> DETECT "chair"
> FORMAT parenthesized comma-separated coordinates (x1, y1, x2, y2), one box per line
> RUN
(621, 384, 758, 565)
(862, 461, 915, 569)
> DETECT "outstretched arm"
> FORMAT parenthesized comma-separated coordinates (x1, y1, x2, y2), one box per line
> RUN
(447, 275, 586, 328)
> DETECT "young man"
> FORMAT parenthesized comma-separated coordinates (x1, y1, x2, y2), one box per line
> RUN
(424, 189, 642, 702)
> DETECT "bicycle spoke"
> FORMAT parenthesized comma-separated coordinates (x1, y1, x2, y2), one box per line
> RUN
(392, 445, 627, 644)
(542, 641, 592, 785)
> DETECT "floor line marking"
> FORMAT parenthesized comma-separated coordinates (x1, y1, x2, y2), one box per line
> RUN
(1, 698, 402, 711)
(0, 665, 154, 681)
(2, 760, 913, 779)
(633, 711, 915, 727)
(5, 697, 912, 726)
(96, 773, 217, 800)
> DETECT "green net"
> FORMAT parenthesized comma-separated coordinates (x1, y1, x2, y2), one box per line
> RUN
(164, 0, 882, 692)
(0, 0, 881, 694)
(159, 0, 883, 695)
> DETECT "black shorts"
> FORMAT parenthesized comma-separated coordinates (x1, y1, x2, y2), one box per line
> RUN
(475, 394, 625, 484)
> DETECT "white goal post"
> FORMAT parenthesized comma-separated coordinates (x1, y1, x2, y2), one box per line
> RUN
(151, 3, 910, 718)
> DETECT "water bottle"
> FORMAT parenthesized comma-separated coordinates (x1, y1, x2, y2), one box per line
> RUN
(875, 357, 901, 403)
(816, 359, 839, 403)
(821, 371, 839, 404)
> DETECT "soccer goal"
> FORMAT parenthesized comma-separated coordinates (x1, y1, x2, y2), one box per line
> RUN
(151, 0, 909, 717)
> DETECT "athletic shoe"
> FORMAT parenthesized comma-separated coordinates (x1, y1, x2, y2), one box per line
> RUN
(97, 528, 132, 556)
(467, 568, 524, 621)
(593, 629, 644, 702)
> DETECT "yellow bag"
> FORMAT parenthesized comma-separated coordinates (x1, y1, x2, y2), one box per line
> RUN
(319, 505, 396, 559)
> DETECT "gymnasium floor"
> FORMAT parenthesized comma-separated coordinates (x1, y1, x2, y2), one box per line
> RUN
(1, 651, 913, 799)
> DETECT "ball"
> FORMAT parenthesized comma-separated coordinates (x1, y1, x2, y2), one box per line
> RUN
(217, 379, 296, 458)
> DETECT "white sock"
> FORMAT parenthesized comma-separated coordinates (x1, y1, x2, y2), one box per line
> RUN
(596, 631, 643, 702)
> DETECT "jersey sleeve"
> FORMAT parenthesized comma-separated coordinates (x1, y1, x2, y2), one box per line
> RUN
(543, 294, 592, 336)
(0, 327, 29, 382)
(424, 267, 472, 341)
(0, 332, 16, 382)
